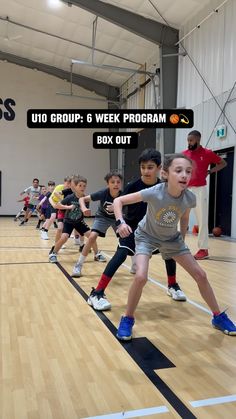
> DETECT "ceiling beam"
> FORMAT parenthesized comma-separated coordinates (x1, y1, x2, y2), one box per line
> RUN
(0, 51, 119, 100)
(61, 0, 178, 46)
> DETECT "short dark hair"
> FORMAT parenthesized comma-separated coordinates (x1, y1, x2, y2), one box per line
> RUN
(71, 174, 87, 185)
(64, 176, 72, 182)
(33, 178, 39, 183)
(104, 171, 123, 182)
(48, 181, 55, 186)
(138, 148, 161, 166)
(188, 130, 201, 138)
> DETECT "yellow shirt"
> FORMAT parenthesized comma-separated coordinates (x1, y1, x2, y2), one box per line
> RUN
(50, 184, 64, 204)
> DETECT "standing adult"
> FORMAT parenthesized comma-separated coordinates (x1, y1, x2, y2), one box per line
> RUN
(183, 130, 227, 260)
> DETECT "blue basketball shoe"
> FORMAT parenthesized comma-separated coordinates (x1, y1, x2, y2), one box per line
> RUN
(117, 316, 135, 341)
(212, 311, 236, 335)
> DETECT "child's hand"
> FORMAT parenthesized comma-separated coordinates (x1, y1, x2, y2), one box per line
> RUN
(106, 204, 114, 213)
(117, 223, 132, 238)
(83, 209, 91, 217)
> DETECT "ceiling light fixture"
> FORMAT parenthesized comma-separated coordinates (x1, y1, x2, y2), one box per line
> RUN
(48, 0, 63, 8)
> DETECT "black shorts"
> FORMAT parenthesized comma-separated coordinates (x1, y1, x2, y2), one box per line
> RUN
(49, 203, 57, 214)
(118, 231, 160, 256)
(28, 204, 37, 211)
(41, 207, 51, 219)
(62, 220, 90, 237)
(118, 232, 135, 256)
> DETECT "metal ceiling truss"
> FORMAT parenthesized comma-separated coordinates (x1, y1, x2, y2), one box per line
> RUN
(0, 50, 119, 101)
(56, 62, 122, 106)
(0, 16, 141, 66)
(61, 0, 179, 158)
(61, 0, 178, 46)
(71, 59, 157, 76)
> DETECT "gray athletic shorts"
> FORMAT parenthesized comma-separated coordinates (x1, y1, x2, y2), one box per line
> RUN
(92, 216, 116, 237)
(135, 228, 190, 260)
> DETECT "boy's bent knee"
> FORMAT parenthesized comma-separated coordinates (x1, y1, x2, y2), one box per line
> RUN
(134, 274, 147, 286)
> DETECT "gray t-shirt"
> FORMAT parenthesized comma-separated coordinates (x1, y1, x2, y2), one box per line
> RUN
(23, 186, 41, 205)
(139, 182, 196, 241)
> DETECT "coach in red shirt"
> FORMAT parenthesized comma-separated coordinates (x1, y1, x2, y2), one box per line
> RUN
(183, 130, 227, 260)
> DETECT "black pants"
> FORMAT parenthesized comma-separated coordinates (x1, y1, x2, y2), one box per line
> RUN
(103, 246, 176, 278)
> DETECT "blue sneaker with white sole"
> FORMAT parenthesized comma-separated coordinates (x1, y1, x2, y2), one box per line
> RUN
(117, 316, 135, 341)
(212, 311, 236, 335)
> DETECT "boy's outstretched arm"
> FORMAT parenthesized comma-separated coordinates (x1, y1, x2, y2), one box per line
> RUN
(113, 192, 142, 237)
(79, 195, 91, 214)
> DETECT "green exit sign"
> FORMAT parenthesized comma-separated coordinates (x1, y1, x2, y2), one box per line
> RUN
(216, 124, 227, 138)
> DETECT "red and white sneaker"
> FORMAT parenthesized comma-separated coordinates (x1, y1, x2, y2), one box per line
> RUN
(194, 249, 209, 260)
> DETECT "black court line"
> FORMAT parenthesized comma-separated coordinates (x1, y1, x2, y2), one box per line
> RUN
(57, 262, 196, 419)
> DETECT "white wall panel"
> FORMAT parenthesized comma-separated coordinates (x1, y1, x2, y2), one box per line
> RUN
(223, 1, 236, 91)
(0, 62, 109, 215)
(178, 0, 236, 108)
(176, 0, 236, 237)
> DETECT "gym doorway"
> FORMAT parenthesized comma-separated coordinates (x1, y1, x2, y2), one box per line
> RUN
(208, 147, 234, 236)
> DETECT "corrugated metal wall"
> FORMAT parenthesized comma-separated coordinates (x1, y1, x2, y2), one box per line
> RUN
(175, 0, 236, 237)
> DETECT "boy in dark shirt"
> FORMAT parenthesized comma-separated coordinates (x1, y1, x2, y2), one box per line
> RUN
(86, 149, 186, 311)
(49, 175, 98, 263)
(72, 171, 123, 277)
(36, 181, 55, 230)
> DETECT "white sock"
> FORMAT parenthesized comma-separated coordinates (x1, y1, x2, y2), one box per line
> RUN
(78, 255, 86, 264)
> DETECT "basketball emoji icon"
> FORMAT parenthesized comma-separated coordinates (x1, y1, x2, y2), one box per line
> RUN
(169, 114, 179, 124)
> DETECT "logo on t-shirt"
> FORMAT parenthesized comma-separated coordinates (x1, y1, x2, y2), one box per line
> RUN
(103, 201, 114, 215)
(156, 205, 182, 227)
(67, 201, 83, 221)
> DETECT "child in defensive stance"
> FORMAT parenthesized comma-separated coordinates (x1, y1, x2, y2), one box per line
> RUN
(71, 171, 123, 278)
(113, 154, 236, 339)
(87, 149, 186, 311)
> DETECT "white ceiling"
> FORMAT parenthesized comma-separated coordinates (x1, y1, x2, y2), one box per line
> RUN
(0, 0, 211, 88)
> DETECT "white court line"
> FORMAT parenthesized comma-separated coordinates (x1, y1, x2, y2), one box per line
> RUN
(190, 394, 236, 407)
(103, 253, 211, 315)
(81, 405, 169, 419)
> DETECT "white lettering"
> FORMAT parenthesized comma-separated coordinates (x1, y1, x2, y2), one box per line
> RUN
(50, 113, 82, 123)
(97, 136, 113, 144)
(95, 113, 120, 123)
(116, 135, 131, 144)
(123, 113, 166, 123)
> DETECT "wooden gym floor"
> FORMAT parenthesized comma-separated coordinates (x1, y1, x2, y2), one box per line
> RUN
(0, 217, 236, 419)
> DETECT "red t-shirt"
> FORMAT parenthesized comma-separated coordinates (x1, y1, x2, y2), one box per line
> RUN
(23, 196, 30, 206)
(182, 146, 222, 187)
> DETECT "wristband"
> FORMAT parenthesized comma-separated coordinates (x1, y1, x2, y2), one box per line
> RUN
(115, 218, 126, 227)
